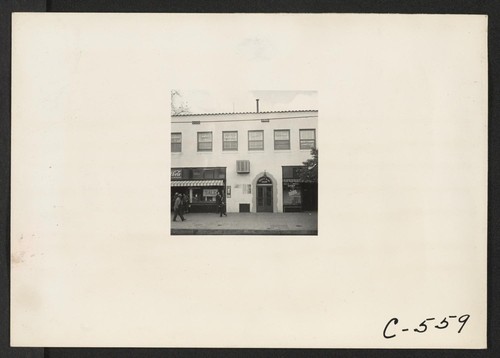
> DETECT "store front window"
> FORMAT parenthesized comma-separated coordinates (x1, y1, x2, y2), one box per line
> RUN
(191, 187, 220, 203)
(282, 166, 304, 212)
(283, 182, 302, 207)
(282, 165, 318, 212)
(171, 167, 226, 213)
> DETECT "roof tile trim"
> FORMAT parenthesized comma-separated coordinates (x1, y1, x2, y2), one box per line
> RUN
(172, 109, 318, 117)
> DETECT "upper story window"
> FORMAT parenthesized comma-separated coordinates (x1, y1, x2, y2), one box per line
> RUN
(248, 130, 264, 151)
(171, 132, 182, 152)
(203, 169, 215, 179)
(300, 129, 316, 149)
(274, 129, 290, 150)
(197, 131, 212, 152)
(223, 131, 238, 151)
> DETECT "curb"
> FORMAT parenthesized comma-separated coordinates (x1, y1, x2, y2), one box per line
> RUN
(171, 229, 317, 236)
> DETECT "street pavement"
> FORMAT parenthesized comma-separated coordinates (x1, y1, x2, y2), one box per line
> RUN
(171, 212, 318, 235)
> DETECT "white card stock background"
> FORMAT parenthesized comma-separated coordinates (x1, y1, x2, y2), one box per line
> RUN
(11, 13, 487, 348)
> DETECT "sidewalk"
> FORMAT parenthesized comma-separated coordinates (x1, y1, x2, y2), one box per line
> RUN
(171, 212, 318, 235)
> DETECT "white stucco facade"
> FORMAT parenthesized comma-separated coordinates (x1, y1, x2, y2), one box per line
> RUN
(171, 110, 318, 213)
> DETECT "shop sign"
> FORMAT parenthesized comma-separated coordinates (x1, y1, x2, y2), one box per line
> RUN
(171, 169, 182, 179)
(203, 189, 218, 197)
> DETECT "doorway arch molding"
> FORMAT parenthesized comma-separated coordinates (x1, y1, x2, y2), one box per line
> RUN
(251, 171, 278, 213)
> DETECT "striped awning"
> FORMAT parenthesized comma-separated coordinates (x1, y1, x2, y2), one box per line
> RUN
(171, 180, 224, 187)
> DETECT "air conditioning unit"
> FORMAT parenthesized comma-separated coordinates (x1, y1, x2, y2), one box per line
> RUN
(236, 160, 250, 174)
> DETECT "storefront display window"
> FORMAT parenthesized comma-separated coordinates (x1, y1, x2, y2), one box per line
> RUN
(171, 167, 226, 212)
(191, 187, 220, 203)
(283, 183, 302, 206)
(283, 165, 305, 212)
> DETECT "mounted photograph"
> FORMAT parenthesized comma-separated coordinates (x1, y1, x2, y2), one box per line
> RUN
(170, 90, 318, 235)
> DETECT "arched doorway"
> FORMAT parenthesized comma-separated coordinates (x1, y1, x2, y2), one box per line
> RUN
(256, 176, 273, 212)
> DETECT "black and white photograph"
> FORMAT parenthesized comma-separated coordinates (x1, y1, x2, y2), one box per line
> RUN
(9, 13, 488, 349)
(170, 90, 318, 235)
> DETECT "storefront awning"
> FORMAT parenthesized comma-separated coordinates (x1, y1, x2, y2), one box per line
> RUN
(171, 180, 224, 187)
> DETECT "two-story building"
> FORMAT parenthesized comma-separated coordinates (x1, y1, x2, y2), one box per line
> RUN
(171, 110, 318, 213)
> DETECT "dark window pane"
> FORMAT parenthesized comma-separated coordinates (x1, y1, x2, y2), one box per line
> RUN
(171, 133, 182, 152)
(171, 143, 181, 152)
(192, 169, 203, 179)
(223, 141, 238, 150)
(300, 140, 315, 149)
(249, 140, 263, 150)
(275, 140, 290, 150)
(203, 170, 214, 179)
(266, 187, 272, 205)
(283, 167, 294, 178)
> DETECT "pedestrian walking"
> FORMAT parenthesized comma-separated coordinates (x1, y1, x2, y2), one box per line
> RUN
(216, 192, 222, 215)
(220, 200, 227, 217)
(173, 193, 185, 222)
(182, 193, 190, 214)
(216, 192, 227, 217)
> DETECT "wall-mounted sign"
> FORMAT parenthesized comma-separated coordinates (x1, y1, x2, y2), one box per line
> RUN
(227, 186, 231, 198)
(171, 169, 182, 179)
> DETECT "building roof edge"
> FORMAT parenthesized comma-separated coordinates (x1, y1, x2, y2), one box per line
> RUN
(171, 109, 318, 117)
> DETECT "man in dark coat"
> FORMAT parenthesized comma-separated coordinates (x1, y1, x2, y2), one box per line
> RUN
(216, 192, 227, 217)
(173, 193, 185, 222)
(220, 199, 227, 217)
(215, 192, 222, 215)
(182, 193, 190, 214)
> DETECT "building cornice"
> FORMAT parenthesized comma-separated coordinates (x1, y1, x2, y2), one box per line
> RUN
(172, 109, 318, 117)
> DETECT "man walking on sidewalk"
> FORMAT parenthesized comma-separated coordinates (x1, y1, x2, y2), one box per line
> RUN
(216, 192, 227, 217)
(173, 193, 185, 222)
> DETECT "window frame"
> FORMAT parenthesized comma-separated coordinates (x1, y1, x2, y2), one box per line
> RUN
(299, 129, 316, 150)
(274, 129, 291, 150)
(171, 132, 182, 153)
(248, 130, 264, 151)
(197, 131, 213, 152)
(222, 131, 238, 151)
